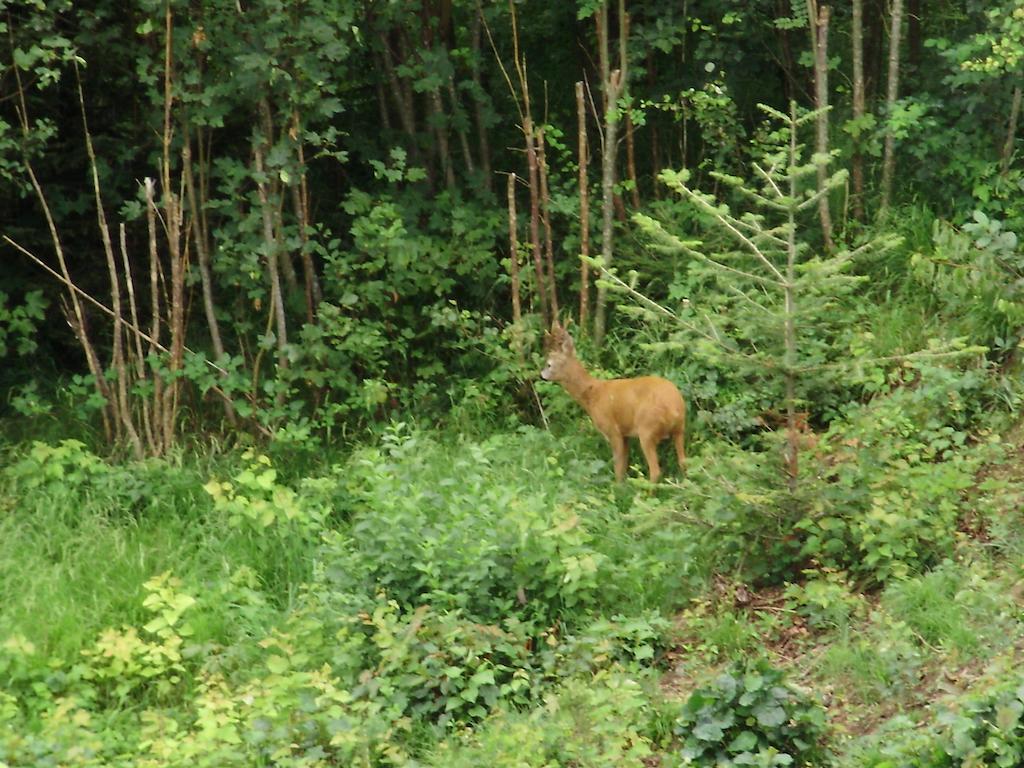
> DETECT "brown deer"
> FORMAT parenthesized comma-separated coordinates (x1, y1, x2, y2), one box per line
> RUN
(541, 322, 686, 482)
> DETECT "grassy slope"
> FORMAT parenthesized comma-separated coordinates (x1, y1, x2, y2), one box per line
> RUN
(1, 417, 1022, 765)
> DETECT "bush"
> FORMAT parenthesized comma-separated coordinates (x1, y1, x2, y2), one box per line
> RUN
(316, 423, 700, 626)
(799, 363, 999, 584)
(428, 669, 664, 768)
(859, 673, 1024, 768)
(674, 660, 832, 767)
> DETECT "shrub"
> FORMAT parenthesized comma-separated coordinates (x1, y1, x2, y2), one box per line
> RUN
(674, 659, 832, 767)
(428, 669, 663, 768)
(860, 674, 1024, 768)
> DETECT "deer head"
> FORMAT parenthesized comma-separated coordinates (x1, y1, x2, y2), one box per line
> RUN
(541, 322, 577, 382)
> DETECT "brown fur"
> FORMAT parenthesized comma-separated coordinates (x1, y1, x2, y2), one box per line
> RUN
(541, 323, 686, 483)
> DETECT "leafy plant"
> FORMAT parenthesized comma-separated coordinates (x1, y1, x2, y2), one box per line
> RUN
(798, 363, 998, 584)
(675, 659, 832, 767)
(77, 571, 196, 703)
(0, 290, 46, 359)
(861, 673, 1024, 768)
(784, 570, 866, 631)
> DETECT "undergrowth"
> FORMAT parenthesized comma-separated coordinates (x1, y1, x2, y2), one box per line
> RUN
(2, 344, 1024, 765)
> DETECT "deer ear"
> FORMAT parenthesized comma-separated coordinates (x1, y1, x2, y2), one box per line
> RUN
(560, 329, 575, 354)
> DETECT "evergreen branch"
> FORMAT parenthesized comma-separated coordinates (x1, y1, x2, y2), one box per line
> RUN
(799, 345, 988, 373)
(678, 184, 788, 284)
(635, 215, 784, 287)
(586, 257, 676, 319)
(727, 284, 773, 315)
(589, 259, 733, 347)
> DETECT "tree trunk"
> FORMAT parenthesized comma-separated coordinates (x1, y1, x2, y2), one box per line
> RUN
(507, 173, 523, 360)
(145, 178, 164, 450)
(776, 0, 798, 103)
(430, 86, 456, 190)
(183, 132, 225, 362)
(593, 0, 626, 348)
(625, 111, 640, 208)
(864, 0, 886, 103)
(577, 81, 591, 331)
(537, 127, 560, 320)
(161, 5, 185, 455)
(471, 2, 492, 191)
(373, 52, 393, 134)
(1002, 85, 1022, 175)
(255, 101, 289, 380)
(907, 0, 922, 76)
(809, 1, 834, 250)
(524, 116, 550, 328)
(290, 111, 322, 320)
(379, 29, 423, 180)
(878, 0, 904, 218)
(851, 0, 866, 221)
(784, 103, 800, 492)
(118, 223, 156, 452)
(448, 77, 476, 178)
(380, 35, 415, 138)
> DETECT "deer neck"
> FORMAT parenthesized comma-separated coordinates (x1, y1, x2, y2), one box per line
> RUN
(557, 357, 598, 406)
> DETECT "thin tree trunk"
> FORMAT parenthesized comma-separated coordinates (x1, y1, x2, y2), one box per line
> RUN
(379, 30, 422, 177)
(261, 106, 299, 299)
(593, 0, 626, 348)
(809, 1, 834, 250)
(878, 0, 903, 217)
(381, 37, 415, 136)
(373, 51, 394, 134)
(864, 0, 886, 103)
(78, 66, 143, 457)
(471, 2, 492, 190)
(502, 0, 549, 326)
(119, 223, 156, 452)
(625, 111, 640, 208)
(255, 101, 289, 379)
(784, 103, 800, 492)
(145, 179, 164, 448)
(507, 173, 523, 360)
(646, 51, 662, 199)
(448, 77, 476, 178)
(577, 81, 591, 331)
(537, 127, 560, 320)
(161, 5, 185, 455)
(524, 116, 550, 328)
(776, 0, 798, 103)
(430, 86, 456, 190)
(907, 0, 922, 75)
(291, 112, 321, 313)
(851, 0, 866, 221)
(1002, 85, 1022, 175)
(15, 59, 112, 440)
(183, 132, 225, 362)
(276, 215, 300, 294)
(184, 125, 239, 426)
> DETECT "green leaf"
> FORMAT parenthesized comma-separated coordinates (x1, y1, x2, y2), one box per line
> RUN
(266, 655, 289, 674)
(727, 730, 760, 753)
(754, 704, 788, 728)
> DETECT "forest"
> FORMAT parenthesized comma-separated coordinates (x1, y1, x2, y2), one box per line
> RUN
(3, 0, 1024, 765)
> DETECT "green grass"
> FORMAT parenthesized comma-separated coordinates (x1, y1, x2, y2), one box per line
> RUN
(1, 404, 1024, 766)
(0, 448, 305, 658)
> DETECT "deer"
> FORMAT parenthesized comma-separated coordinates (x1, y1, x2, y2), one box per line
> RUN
(540, 322, 686, 483)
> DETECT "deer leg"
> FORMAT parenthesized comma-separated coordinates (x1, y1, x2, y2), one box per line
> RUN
(609, 433, 628, 482)
(673, 427, 686, 471)
(639, 433, 662, 484)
